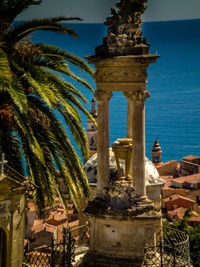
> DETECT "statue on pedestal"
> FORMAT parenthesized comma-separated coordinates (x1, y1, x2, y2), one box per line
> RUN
(96, 0, 149, 56)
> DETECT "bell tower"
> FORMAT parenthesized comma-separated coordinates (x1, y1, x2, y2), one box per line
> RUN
(152, 138, 162, 164)
(87, 97, 97, 157)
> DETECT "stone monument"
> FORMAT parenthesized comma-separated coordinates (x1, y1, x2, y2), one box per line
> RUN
(0, 154, 27, 267)
(83, 0, 161, 266)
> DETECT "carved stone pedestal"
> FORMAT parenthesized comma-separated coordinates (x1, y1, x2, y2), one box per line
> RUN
(81, 181, 161, 267)
(83, 1, 161, 265)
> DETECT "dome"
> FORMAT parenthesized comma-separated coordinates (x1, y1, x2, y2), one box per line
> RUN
(84, 149, 165, 186)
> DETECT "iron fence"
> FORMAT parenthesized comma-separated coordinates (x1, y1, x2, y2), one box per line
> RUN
(143, 226, 191, 267)
(24, 224, 191, 266)
(24, 224, 89, 267)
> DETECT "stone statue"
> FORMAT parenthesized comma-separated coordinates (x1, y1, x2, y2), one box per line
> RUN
(95, 0, 149, 56)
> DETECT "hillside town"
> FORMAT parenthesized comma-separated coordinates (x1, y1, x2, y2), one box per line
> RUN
(0, 0, 199, 266)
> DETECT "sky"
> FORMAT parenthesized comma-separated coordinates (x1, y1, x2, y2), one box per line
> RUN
(18, 0, 200, 23)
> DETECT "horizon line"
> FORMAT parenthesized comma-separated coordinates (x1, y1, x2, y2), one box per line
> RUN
(15, 17, 200, 24)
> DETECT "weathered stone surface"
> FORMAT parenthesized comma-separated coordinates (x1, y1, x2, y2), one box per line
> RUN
(83, 204, 161, 267)
(84, 149, 165, 187)
(80, 252, 144, 267)
(85, 180, 160, 218)
(86, 55, 160, 92)
(0, 173, 26, 267)
(84, 1, 162, 265)
(95, 0, 149, 56)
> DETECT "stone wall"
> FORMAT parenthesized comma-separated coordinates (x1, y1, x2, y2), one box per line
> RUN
(0, 175, 26, 267)
(180, 160, 200, 176)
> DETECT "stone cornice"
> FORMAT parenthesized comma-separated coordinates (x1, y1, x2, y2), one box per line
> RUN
(86, 54, 160, 65)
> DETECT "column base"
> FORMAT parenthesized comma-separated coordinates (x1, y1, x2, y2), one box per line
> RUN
(134, 195, 152, 205)
(80, 251, 144, 267)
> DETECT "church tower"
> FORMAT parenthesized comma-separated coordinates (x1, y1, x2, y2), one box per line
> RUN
(87, 97, 97, 157)
(152, 138, 162, 164)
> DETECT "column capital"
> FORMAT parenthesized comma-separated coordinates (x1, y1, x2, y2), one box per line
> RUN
(94, 90, 113, 102)
(124, 90, 150, 103)
(123, 91, 133, 99)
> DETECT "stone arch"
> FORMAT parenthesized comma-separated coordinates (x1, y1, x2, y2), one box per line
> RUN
(0, 228, 7, 267)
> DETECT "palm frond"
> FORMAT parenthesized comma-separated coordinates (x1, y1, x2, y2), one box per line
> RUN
(8, 78, 28, 112)
(5, 17, 82, 43)
(0, 0, 42, 26)
(38, 70, 88, 104)
(0, 48, 12, 90)
(36, 43, 95, 76)
(58, 106, 89, 160)
(39, 59, 94, 92)
(12, 106, 44, 164)
(0, 0, 93, 211)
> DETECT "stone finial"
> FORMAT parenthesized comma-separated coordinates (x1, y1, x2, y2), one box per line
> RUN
(152, 138, 162, 164)
(152, 138, 162, 153)
(0, 153, 8, 175)
(96, 0, 149, 57)
(90, 97, 97, 118)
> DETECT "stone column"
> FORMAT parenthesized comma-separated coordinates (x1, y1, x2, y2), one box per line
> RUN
(94, 90, 112, 196)
(132, 90, 150, 198)
(124, 92, 133, 138)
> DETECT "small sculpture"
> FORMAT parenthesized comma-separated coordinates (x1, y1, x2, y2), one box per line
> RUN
(96, 0, 149, 56)
(112, 138, 132, 180)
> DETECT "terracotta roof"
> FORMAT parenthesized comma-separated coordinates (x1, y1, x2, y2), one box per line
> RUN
(161, 176, 173, 180)
(163, 194, 195, 203)
(181, 160, 199, 167)
(168, 207, 187, 220)
(32, 223, 57, 234)
(47, 214, 67, 222)
(168, 208, 199, 221)
(182, 155, 200, 161)
(57, 208, 65, 213)
(162, 188, 188, 194)
(68, 220, 79, 228)
(160, 176, 173, 188)
(172, 173, 200, 184)
(33, 219, 43, 226)
(189, 216, 200, 222)
(156, 160, 178, 169)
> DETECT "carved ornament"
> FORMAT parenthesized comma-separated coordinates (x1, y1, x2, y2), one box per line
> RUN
(124, 90, 150, 103)
(0, 213, 10, 227)
(132, 90, 150, 103)
(95, 0, 149, 56)
(95, 65, 147, 82)
(94, 90, 113, 102)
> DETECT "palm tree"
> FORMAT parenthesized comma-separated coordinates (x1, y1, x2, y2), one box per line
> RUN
(0, 0, 95, 210)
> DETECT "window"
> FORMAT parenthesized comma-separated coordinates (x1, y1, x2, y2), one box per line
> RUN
(155, 156, 159, 163)
(90, 137, 95, 146)
(0, 229, 6, 267)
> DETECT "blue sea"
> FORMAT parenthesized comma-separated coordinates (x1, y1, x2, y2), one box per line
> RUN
(32, 19, 200, 163)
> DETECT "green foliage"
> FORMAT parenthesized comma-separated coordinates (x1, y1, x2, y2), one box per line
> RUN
(0, 0, 95, 211)
(188, 226, 200, 267)
(164, 209, 200, 266)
